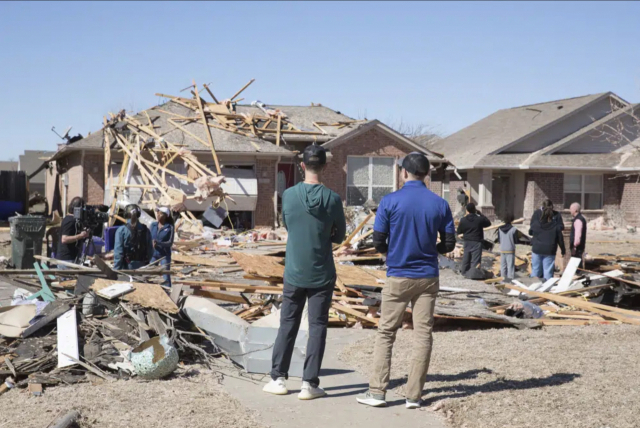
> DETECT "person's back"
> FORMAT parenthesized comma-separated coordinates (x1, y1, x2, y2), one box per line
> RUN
(457, 212, 491, 242)
(498, 224, 518, 252)
(282, 182, 345, 287)
(377, 182, 453, 278)
(358, 152, 455, 410)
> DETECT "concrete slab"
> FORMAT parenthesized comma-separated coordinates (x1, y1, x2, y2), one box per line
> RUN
(219, 328, 446, 428)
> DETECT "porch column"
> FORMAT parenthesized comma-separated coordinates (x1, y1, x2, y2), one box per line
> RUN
(478, 169, 496, 220)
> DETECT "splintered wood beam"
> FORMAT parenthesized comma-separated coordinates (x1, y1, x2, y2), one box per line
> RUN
(230, 78, 255, 101)
(276, 115, 282, 147)
(193, 79, 221, 174)
(202, 83, 220, 104)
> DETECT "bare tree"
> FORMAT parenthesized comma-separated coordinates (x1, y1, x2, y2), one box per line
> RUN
(386, 118, 442, 148)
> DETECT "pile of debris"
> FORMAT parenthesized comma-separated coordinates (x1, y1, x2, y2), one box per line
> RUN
(0, 261, 222, 397)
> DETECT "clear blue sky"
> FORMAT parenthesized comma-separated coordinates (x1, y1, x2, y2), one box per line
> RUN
(1, 1, 639, 160)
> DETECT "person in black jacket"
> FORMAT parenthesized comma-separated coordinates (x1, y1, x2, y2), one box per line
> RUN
(529, 203, 566, 281)
(529, 199, 564, 234)
(457, 203, 491, 275)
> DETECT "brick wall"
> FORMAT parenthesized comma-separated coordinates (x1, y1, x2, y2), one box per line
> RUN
(323, 128, 412, 201)
(620, 176, 640, 226)
(83, 154, 105, 205)
(255, 158, 277, 227)
(523, 172, 563, 220)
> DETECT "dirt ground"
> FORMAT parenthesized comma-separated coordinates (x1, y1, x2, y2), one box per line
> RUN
(0, 368, 268, 428)
(341, 325, 640, 428)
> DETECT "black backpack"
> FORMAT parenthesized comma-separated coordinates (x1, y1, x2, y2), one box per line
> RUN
(125, 223, 149, 263)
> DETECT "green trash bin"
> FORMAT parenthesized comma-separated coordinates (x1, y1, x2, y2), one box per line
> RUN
(9, 215, 47, 269)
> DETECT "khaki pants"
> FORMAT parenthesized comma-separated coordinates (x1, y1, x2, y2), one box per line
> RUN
(369, 276, 439, 401)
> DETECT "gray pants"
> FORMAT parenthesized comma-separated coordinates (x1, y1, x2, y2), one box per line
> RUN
(270, 280, 334, 387)
(500, 253, 515, 281)
(462, 241, 483, 274)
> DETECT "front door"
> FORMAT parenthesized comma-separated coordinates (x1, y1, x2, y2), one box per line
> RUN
(492, 173, 512, 221)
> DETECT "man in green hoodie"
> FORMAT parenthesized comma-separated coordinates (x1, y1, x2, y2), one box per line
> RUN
(263, 144, 346, 400)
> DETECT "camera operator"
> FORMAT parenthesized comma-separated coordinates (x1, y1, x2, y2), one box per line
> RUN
(57, 197, 89, 266)
(114, 204, 153, 270)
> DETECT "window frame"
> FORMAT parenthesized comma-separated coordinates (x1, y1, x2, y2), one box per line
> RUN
(563, 173, 603, 210)
(346, 155, 397, 206)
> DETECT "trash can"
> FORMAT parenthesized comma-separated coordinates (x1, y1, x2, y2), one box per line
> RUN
(9, 215, 47, 269)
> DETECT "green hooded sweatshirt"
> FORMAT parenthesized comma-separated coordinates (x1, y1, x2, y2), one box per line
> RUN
(282, 182, 346, 288)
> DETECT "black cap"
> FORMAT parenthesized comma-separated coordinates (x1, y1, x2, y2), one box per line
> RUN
(398, 152, 430, 176)
(466, 203, 476, 214)
(303, 144, 327, 166)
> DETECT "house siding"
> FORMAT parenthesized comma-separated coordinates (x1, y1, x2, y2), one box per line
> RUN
(83, 154, 105, 205)
(523, 172, 564, 221)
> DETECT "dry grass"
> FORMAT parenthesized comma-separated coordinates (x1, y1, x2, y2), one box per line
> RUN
(0, 368, 267, 428)
(341, 325, 640, 428)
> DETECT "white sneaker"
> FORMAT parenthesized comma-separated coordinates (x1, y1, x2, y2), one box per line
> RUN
(262, 377, 288, 395)
(406, 399, 421, 409)
(298, 381, 326, 400)
(356, 391, 387, 407)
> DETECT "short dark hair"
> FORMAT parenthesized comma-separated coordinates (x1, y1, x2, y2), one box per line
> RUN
(503, 212, 515, 224)
(68, 197, 84, 214)
(466, 203, 476, 214)
(304, 163, 325, 174)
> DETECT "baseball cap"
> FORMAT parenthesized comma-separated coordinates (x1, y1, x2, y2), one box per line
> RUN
(303, 144, 327, 166)
(155, 206, 171, 216)
(397, 152, 430, 176)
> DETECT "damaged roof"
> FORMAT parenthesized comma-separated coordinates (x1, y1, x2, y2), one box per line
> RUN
(58, 102, 363, 156)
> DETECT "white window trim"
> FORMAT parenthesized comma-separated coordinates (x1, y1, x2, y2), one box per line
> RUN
(563, 173, 603, 209)
(346, 156, 397, 205)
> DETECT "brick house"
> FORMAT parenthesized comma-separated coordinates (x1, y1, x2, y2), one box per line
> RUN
(425, 92, 640, 226)
(44, 101, 446, 227)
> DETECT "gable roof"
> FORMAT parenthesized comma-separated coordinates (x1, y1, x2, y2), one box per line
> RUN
(430, 93, 612, 168)
(322, 120, 446, 162)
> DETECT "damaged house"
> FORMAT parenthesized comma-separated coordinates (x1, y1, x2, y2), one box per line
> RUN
(43, 82, 446, 227)
(426, 92, 640, 226)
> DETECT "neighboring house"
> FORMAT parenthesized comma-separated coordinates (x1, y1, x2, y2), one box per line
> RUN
(44, 101, 446, 227)
(427, 92, 640, 226)
(18, 150, 55, 195)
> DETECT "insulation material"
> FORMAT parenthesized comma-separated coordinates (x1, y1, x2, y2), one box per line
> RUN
(193, 175, 226, 203)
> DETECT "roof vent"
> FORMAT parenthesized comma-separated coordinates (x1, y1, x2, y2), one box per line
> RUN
(557, 105, 563, 110)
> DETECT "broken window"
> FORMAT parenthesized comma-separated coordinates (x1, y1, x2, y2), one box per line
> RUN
(347, 156, 395, 206)
(563, 174, 603, 210)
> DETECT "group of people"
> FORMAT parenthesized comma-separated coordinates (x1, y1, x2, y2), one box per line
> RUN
(262, 146, 456, 409)
(456, 196, 587, 284)
(57, 197, 175, 284)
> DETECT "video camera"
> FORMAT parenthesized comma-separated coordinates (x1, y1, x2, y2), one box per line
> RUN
(73, 204, 110, 233)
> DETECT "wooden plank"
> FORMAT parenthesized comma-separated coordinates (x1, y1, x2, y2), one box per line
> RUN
(202, 84, 220, 104)
(504, 284, 640, 325)
(167, 119, 211, 149)
(193, 80, 221, 174)
(172, 253, 233, 267)
(577, 268, 640, 288)
(193, 289, 247, 304)
(91, 279, 179, 314)
(340, 213, 374, 247)
(57, 308, 79, 368)
(230, 78, 255, 101)
(230, 251, 285, 279)
(331, 302, 378, 326)
(276, 115, 282, 146)
(180, 280, 283, 293)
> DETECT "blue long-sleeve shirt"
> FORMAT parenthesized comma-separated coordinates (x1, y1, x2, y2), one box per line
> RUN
(150, 221, 174, 260)
(113, 221, 154, 270)
(374, 180, 455, 278)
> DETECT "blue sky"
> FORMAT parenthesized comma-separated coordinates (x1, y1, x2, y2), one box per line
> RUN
(1, 1, 639, 159)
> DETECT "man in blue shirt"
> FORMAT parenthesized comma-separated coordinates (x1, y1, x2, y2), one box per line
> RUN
(114, 204, 153, 270)
(356, 152, 456, 410)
